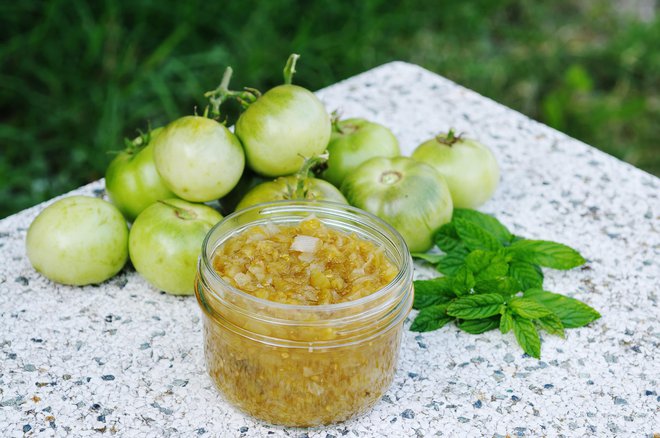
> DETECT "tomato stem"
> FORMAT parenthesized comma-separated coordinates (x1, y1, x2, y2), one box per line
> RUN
(114, 125, 155, 156)
(292, 153, 329, 199)
(204, 67, 261, 117)
(435, 128, 463, 146)
(331, 110, 343, 134)
(283, 53, 300, 85)
(158, 200, 197, 220)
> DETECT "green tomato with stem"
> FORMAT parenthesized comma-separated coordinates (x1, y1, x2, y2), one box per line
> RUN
(341, 156, 453, 253)
(321, 117, 400, 187)
(236, 176, 347, 211)
(235, 54, 331, 177)
(105, 127, 177, 222)
(235, 154, 346, 210)
(412, 130, 499, 208)
(129, 199, 223, 295)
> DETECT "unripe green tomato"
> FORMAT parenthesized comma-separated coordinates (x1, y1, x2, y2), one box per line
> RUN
(128, 199, 222, 296)
(236, 175, 347, 211)
(153, 116, 245, 202)
(105, 128, 177, 222)
(321, 118, 400, 187)
(412, 133, 499, 208)
(341, 156, 453, 253)
(235, 85, 331, 177)
(26, 196, 129, 285)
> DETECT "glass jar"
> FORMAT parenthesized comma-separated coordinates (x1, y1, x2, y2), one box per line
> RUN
(195, 201, 413, 427)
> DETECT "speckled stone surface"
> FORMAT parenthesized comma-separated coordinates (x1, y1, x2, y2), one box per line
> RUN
(1, 62, 658, 437)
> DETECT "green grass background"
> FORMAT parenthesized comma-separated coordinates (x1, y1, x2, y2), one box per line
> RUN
(1, 0, 658, 218)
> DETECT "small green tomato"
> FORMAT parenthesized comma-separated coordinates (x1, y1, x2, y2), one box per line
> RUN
(236, 175, 347, 211)
(26, 196, 129, 285)
(153, 116, 245, 202)
(321, 117, 400, 187)
(235, 54, 331, 177)
(128, 199, 222, 295)
(412, 131, 499, 208)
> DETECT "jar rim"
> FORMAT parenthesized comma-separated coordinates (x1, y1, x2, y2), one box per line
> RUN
(199, 200, 412, 312)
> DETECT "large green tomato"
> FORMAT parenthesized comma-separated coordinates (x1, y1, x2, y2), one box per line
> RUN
(105, 128, 177, 222)
(129, 199, 222, 295)
(341, 156, 453, 253)
(235, 84, 331, 177)
(412, 132, 499, 208)
(26, 196, 129, 285)
(153, 116, 245, 202)
(236, 175, 347, 211)
(321, 118, 400, 187)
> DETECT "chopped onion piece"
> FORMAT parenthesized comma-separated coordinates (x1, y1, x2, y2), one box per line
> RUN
(290, 235, 320, 253)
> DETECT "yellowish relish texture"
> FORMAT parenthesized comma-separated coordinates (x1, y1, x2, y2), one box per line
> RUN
(212, 217, 398, 305)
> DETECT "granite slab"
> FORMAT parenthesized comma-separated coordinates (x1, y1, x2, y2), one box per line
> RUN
(0, 62, 658, 437)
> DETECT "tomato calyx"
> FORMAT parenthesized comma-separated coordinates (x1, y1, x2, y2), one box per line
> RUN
(331, 112, 360, 136)
(158, 200, 197, 221)
(108, 127, 154, 158)
(204, 67, 261, 118)
(288, 153, 329, 199)
(435, 128, 463, 147)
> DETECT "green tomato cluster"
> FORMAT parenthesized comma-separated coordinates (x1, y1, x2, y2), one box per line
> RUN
(26, 53, 501, 297)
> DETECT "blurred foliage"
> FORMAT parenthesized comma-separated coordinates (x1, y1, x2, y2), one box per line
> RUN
(1, 0, 658, 218)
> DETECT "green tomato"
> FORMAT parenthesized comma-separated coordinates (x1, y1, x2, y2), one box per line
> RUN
(236, 175, 347, 211)
(321, 118, 400, 187)
(235, 84, 331, 177)
(105, 128, 177, 222)
(153, 116, 245, 202)
(341, 156, 453, 253)
(412, 132, 499, 208)
(26, 196, 128, 285)
(129, 199, 222, 295)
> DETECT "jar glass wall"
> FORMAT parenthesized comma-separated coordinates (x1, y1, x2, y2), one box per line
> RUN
(196, 201, 413, 427)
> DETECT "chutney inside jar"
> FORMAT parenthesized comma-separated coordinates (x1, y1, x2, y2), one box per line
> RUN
(196, 201, 413, 427)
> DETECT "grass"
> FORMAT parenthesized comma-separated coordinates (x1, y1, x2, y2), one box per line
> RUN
(1, 0, 658, 218)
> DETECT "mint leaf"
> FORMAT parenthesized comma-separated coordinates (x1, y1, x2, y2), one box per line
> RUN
(434, 222, 463, 252)
(452, 209, 513, 245)
(509, 261, 544, 290)
(509, 297, 554, 319)
(450, 265, 475, 296)
(512, 315, 541, 358)
(458, 316, 500, 334)
(465, 250, 509, 281)
(436, 247, 470, 276)
(537, 313, 565, 338)
(411, 252, 444, 264)
(507, 240, 586, 270)
(410, 304, 453, 332)
(523, 289, 601, 328)
(413, 277, 455, 310)
(500, 309, 514, 334)
(474, 276, 521, 296)
(446, 293, 504, 319)
(454, 218, 502, 251)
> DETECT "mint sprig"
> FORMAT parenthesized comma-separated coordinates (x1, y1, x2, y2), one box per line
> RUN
(411, 208, 601, 359)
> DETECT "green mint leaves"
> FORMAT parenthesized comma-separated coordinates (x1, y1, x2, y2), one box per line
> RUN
(411, 208, 601, 359)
